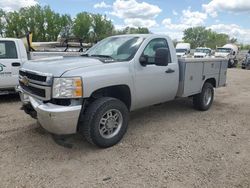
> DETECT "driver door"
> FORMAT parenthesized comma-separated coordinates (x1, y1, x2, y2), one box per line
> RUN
(133, 38, 179, 109)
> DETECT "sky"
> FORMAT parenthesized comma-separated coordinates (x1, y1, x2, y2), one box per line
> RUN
(1, 0, 250, 44)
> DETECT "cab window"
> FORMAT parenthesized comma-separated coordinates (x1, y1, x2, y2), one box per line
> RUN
(142, 38, 171, 64)
(0, 41, 18, 59)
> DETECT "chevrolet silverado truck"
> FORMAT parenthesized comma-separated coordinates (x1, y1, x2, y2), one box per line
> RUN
(19, 34, 228, 148)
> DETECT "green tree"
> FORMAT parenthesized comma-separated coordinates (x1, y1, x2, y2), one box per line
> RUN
(183, 26, 234, 49)
(72, 12, 92, 40)
(183, 27, 209, 48)
(91, 14, 114, 42)
(115, 27, 150, 35)
(59, 14, 72, 38)
(0, 9, 6, 37)
(4, 5, 71, 42)
(5, 11, 23, 38)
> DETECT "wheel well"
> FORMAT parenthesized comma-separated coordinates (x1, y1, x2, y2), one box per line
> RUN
(89, 85, 131, 110)
(205, 78, 216, 87)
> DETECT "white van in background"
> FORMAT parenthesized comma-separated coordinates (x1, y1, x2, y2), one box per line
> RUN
(176, 43, 191, 58)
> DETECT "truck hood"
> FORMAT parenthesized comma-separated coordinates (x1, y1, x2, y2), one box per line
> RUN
(176, 52, 186, 57)
(194, 52, 207, 57)
(21, 56, 103, 77)
(214, 52, 229, 58)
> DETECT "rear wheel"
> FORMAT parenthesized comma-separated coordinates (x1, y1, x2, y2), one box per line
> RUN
(193, 82, 214, 111)
(79, 97, 129, 148)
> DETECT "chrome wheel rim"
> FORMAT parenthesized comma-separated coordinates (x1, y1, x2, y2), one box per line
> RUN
(99, 109, 123, 139)
(204, 88, 212, 106)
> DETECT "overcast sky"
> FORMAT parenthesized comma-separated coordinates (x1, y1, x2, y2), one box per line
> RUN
(1, 0, 250, 44)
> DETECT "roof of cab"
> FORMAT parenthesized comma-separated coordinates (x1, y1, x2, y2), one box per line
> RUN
(108, 34, 169, 39)
(0, 38, 22, 42)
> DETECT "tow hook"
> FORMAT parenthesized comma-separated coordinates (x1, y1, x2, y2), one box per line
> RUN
(20, 104, 37, 119)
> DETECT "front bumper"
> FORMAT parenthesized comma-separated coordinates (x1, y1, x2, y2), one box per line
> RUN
(29, 97, 82, 135)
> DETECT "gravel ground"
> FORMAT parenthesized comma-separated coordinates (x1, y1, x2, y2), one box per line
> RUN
(0, 69, 250, 188)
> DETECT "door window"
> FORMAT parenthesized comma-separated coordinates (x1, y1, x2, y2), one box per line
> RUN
(142, 38, 171, 64)
(0, 41, 18, 59)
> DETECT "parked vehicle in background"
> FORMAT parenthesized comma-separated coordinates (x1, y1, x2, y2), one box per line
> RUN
(194, 47, 212, 58)
(176, 43, 191, 58)
(215, 44, 239, 68)
(242, 50, 250, 69)
(0, 38, 84, 95)
(19, 34, 228, 148)
(0, 38, 28, 95)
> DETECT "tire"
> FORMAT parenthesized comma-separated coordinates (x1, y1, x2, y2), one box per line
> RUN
(228, 59, 232, 68)
(233, 60, 238, 68)
(193, 82, 214, 111)
(79, 97, 129, 148)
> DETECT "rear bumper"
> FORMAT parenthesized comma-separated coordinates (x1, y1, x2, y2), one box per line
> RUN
(29, 97, 82, 135)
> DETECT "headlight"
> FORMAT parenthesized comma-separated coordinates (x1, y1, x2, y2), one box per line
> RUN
(52, 77, 83, 98)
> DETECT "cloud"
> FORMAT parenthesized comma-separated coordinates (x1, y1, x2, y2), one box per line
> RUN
(94, 1, 111, 9)
(203, 0, 250, 17)
(111, 0, 162, 28)
(0, 0, 38, 12)
(208, 24, 250, 43)
(181, 8, 207, 26)
(172, 10, 178, 16)
(153, 27, 184, 41)
(162, 8, 207, 31)
(125, 18, 157, 28)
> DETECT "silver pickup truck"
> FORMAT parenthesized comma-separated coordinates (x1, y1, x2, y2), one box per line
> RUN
(19, 34, 228, 148)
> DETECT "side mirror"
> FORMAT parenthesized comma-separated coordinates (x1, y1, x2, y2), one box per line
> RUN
(155, 48, 169, 66)
(139, 55, 148, 66)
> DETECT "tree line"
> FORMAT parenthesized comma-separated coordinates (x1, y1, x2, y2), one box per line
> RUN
(182, 27, 238, 49)
(0, 5, 149, 42)
(1, 5, 248, 49)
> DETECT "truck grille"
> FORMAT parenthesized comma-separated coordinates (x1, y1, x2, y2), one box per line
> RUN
(19, 70, 47, 82)
(19, 69, 53, 101)
(19, 81, 46, 98)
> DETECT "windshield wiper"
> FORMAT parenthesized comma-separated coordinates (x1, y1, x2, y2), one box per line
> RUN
(81, 53, 89, 57)
(90, 54, 114, 59)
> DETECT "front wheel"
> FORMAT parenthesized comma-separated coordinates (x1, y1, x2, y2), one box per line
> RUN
(79, 97, 129, 148)
(193, 82, 214, 111)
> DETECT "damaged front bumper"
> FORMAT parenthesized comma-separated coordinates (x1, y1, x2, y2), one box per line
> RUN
(19, 87, 82, 135)
(29, 97, 82, 135)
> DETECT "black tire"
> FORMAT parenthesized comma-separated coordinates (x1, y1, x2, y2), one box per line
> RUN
(193, 82, 214, 111)
(228, 59, 232, 68)
(79, 97, 129, 148)
(233, 60, 238, 68)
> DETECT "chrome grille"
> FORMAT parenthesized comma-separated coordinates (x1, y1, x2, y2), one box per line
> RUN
(19, 69, 53, 101)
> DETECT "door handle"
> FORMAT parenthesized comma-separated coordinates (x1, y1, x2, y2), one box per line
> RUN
(12, 62, 21, 67)
(165, 68, 175, 73)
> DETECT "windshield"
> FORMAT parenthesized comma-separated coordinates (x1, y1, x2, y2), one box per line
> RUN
(176, 49, 187, 53)
(195, 49, 211, 53)
(216, 48, 231, 53)
(86, 36, 144, 61)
